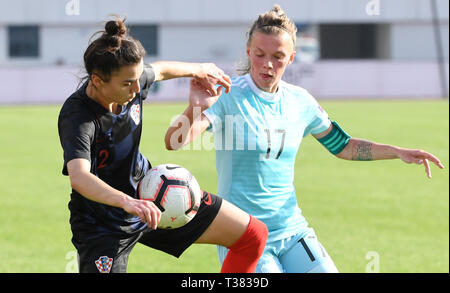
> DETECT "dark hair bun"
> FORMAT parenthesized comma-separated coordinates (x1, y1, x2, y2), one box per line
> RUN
(105, 19, 127, 38)
(84, 15, 145, 81)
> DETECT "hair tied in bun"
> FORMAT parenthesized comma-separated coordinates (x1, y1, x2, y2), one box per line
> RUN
(105, 18, 127, 38)
(273, 4, 284, 17)
(83, 16, 146, 83)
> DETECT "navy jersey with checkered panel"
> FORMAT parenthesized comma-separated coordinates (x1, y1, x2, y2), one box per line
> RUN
(58, 64, 155, 240)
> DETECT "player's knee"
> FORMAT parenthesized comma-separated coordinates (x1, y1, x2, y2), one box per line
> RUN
(251, 217, 268, 257)
(229, 216, 268, 259)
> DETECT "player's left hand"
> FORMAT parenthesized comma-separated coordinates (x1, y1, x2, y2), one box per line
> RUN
(194, 63, 231, 96)
(397, 148, 445, 178)
(189, 78, 223, 111)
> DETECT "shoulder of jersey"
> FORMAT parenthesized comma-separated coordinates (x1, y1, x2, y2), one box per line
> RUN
(280, 81, 317, 103)
(230, 75, 249, 90)
(280, 80, 308, 95)
(60, 93, 86, 114)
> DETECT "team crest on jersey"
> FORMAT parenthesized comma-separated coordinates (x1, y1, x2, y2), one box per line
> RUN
(130, 104, 141, 125)
(95, 256, 113, 273)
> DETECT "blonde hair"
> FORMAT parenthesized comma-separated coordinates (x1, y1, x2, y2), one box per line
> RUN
(237, 5, 297, 75)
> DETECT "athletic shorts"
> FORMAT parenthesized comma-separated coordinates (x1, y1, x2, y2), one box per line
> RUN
(73, 192, 222, 273)
(217, 228, 338, 273)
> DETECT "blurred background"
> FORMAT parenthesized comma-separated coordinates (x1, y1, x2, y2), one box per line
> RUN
(0, 0, 448, 273)
(0, 0, 448, 104)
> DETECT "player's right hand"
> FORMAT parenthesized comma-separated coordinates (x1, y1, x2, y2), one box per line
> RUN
(123, 197, 162, 230)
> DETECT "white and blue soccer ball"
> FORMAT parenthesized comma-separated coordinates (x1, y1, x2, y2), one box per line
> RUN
(138, 164, 201, 229)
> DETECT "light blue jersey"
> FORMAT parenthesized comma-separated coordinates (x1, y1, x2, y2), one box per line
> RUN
(204, 74, 331, 242)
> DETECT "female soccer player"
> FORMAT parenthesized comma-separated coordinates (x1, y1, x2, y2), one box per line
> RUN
(57, 17, 268, 273)
(165, 5, 445, 273)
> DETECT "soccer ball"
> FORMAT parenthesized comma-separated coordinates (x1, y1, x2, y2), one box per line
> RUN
(138, 163, 201, 229)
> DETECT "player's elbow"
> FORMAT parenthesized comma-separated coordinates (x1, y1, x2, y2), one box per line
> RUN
(165, 141, 175, 151)
(69, 170, 85, 191)
(164, 130, 173, 150)
(66, 159, 91, 191)
(334, 139, 354, 160)
(69, 177, 82, 194)
(164, 137, 180, 151)
(164, 130, 185, 151)
(164, 134, 176, 151)
(335, 150, 348, 160)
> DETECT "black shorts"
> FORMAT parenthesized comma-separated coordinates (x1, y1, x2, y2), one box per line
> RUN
(73, 192, 222, 273)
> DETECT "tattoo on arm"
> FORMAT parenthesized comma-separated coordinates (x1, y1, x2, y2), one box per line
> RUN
(353, 141, 373, 161)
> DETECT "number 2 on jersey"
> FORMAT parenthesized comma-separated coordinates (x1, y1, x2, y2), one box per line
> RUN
(97, 149, 109, 169)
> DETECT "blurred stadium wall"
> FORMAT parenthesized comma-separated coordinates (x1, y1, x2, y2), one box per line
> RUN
(0, 0, 448, 104)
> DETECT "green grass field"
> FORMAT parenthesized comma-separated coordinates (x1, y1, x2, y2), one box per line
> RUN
(0, 100, 448, 273)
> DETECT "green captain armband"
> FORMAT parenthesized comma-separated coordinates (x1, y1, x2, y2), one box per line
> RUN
(317, 121, 351, 155)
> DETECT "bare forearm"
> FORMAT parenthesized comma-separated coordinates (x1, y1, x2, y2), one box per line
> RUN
(70, 168, 128, 208)
(165, 105, 207, 150)
(67, 159, 162, 229)
(151, 61, 201, 82)
(337, 138, 400, 161)
(335, 137, 444, 178)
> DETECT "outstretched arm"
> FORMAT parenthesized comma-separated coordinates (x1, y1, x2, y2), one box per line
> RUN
(313, 124, 445, 179)
(151, 61, 231, 95)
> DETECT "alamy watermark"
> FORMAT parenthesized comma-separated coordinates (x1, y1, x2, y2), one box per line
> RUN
(168, 107, 290, 161)
(365, 251, 380, 273)
(65, 0, 80, 16)
(365, 0, 380, 16)
(65, 250, 79, 273)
